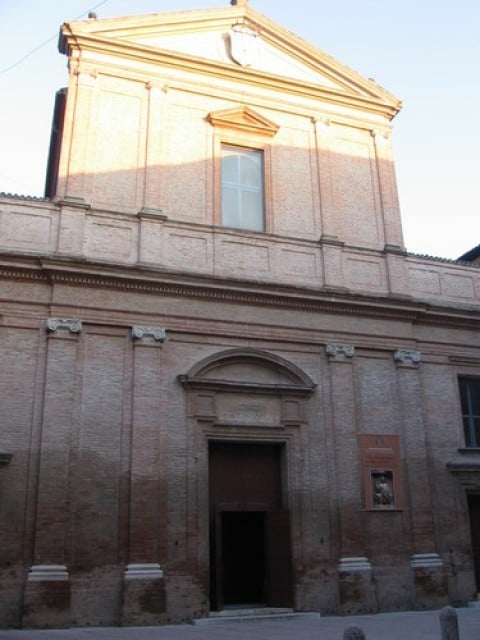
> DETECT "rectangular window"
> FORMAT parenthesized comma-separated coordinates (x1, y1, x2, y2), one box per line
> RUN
(221, 145, 264, 232)
(459, 377, 480, 447)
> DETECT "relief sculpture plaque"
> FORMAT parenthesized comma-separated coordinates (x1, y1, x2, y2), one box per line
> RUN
(359, 434, 403, 510)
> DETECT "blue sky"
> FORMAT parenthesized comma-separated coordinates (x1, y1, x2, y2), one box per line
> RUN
(1, 0, 479, 259)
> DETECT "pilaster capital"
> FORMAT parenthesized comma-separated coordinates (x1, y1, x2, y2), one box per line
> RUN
(312, 115, 331, 128)
(131, 326, 166, 343)
(394, 349, 421, 367)
(326, 343, 355, 360)
(46, 318, 82, 334)
(371, 128, 390, 141)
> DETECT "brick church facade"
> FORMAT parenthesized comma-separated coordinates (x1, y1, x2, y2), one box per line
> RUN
(1, 0, 480, 629)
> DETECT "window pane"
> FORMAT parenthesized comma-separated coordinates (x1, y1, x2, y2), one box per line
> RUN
(459, 379, 470, 413)
(469, 381, 480, 415)
(221, 150, 238, 184)
(241, 189, 264, 231)
(460, 378, 480, 416)
(459, 378, 480, 447)
(240, 151, 262, 188)
(464, 417, 474, 447)
(475, 419, 480, 448)
(221, 145, 264, 231)
(464, 417, 480, 448)
(221, 186, 239, 227)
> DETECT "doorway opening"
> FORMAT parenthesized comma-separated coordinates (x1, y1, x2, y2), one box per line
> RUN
(209, 441, 293, 611)
(222, 511, 265, 605)
(468, 494, 480, 592)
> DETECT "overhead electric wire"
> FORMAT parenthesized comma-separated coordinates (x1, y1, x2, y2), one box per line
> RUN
(0, 0, 113, 75)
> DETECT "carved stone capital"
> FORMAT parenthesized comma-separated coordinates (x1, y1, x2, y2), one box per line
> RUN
(131, 326, 166, 342)
(46, 318, 82, 334)
(326, 343, 355, 360)
(394, 349, 421, 367)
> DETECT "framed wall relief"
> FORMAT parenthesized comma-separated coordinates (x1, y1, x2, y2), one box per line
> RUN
(359, 434, 403, 510)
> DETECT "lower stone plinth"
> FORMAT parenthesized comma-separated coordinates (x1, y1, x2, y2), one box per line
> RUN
(22, 565, 71, 628)
(121, 563, 166, 626)
(411, 553, 448, 609)
(338, 557, 378, 615)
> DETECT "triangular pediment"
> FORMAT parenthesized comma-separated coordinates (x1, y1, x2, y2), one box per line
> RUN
(60, 4, 402, 119)
(207, 106, 279, 137)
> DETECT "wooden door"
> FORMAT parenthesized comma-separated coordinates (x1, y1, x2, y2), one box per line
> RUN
(209, 442, 291, 609)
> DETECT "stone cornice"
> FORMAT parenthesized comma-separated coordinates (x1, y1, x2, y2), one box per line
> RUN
(62, 33, 400, 120)
(0, 256, 478, 330)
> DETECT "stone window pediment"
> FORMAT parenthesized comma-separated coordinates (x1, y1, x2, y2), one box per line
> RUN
(207, 106, 279, 138)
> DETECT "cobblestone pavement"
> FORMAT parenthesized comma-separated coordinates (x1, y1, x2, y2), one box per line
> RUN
(0, 607, 479, 639)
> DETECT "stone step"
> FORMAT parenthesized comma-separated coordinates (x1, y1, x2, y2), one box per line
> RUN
(195, 607, 321, 624)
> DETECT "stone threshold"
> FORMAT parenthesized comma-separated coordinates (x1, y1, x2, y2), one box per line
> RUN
(195, 607, 320, 624)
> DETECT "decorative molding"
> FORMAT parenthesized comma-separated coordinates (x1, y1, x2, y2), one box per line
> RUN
(27, 565, 69, 582)
(124, 563, 164, 580)
(319, 234, 344, 247)
(137, 207, 167, 221)
(394, 349, 421, 366)
(384, 243, 407, 256)
(338, 557, 372, 573)
(46, 318, 82, 334)
(449, 355, 480, 366)
(56, 196, 91, 211)
(131, 326, 166, 342)
(326, 343, 355, 359)
(410, 553, 443, 569)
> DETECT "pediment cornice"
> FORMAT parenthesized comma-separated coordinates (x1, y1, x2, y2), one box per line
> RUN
(207, 106, 279, 137)
(60, 5, 401, 120)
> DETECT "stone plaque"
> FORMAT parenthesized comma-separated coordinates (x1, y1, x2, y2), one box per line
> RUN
(216, 393, 281, 426)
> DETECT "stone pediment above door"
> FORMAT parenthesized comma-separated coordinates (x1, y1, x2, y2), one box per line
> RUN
(178, 348, 316, 428)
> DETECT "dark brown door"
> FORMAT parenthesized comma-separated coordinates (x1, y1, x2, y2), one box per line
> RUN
(209, 442, 293, 610)
(468, 494, 480, 591)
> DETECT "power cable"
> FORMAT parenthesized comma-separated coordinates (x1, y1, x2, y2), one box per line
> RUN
(0, 0, 113, 75)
